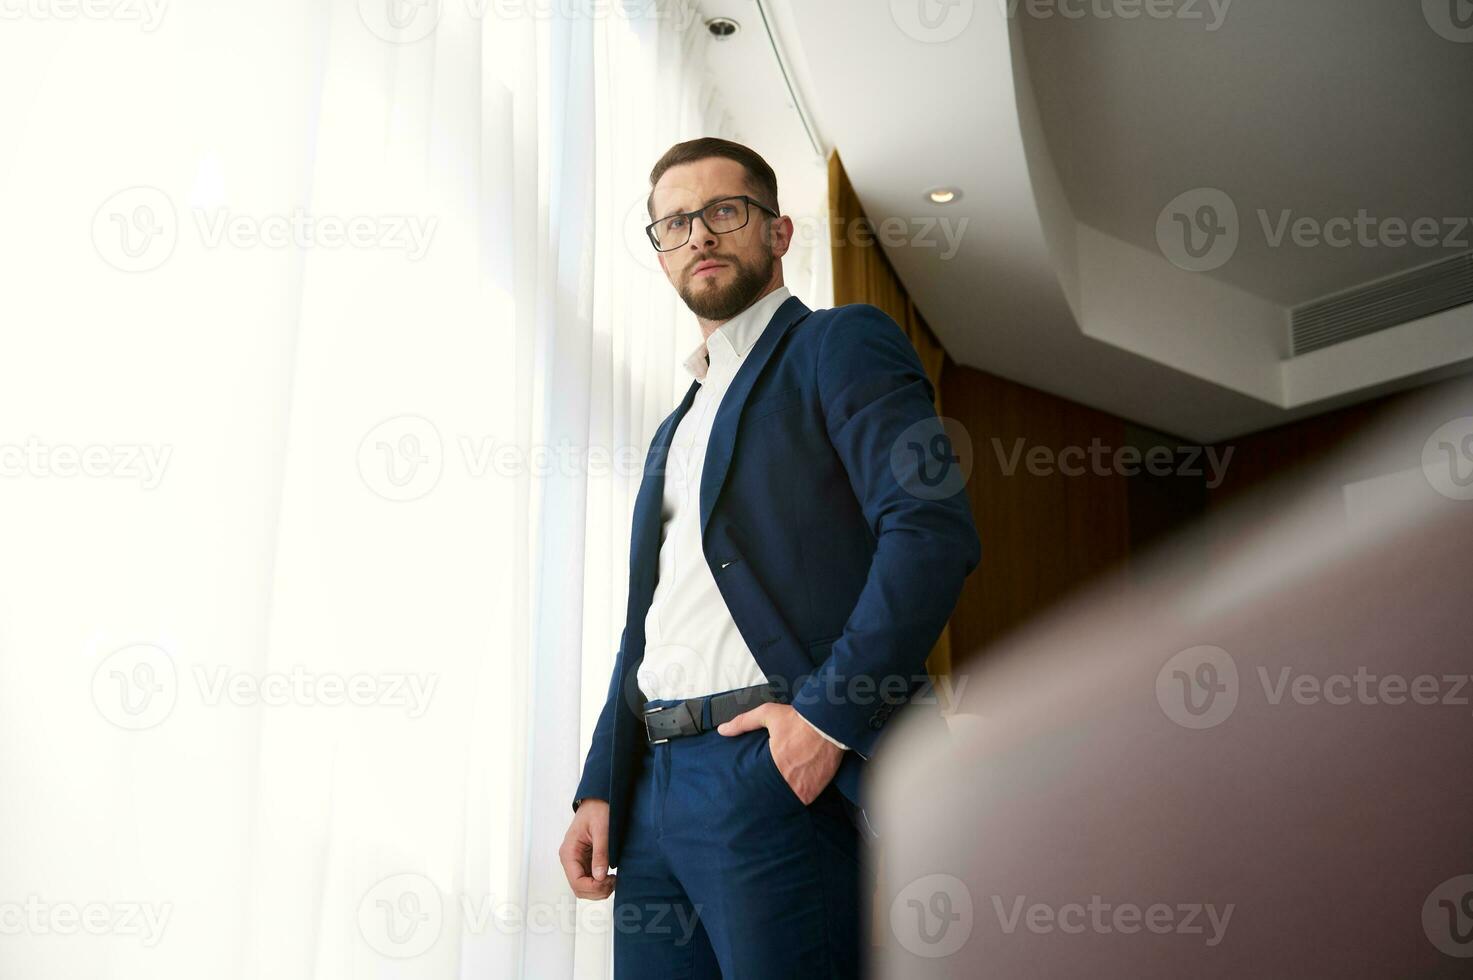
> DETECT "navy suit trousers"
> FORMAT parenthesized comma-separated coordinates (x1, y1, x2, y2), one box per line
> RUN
(612, 696, 873, 979)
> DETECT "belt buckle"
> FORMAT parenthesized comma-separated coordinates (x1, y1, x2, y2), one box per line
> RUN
(643, 704, 670, 745)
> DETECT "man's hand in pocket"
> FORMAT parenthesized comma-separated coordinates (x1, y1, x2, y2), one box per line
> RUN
(718, 703, 844, 804)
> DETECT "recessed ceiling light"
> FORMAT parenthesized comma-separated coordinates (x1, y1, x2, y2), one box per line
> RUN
(927, 187, 962, 204)
(706, 17, 740, 39)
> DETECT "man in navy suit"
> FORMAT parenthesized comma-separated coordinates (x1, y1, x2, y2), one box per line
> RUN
(558, 137, 980, 978)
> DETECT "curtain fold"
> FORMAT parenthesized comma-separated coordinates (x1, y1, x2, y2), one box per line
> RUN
(250, 4, 737, 979)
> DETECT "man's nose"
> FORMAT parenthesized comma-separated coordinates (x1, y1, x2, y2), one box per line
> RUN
(686, 214, 718, 248)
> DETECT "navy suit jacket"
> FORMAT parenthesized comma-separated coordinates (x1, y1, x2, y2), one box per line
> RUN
(574, 295, 981, 867)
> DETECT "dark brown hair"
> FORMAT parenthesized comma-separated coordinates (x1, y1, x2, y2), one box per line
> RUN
(647, 137, 780, 220)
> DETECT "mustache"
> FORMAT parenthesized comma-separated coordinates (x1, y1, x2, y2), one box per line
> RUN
(687, 256, 735, 275)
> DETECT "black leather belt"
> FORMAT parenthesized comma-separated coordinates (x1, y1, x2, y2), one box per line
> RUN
(643, 683, 780, 744)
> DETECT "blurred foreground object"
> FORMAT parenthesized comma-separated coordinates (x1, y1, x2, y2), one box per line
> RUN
(874, 378, 1473, 978)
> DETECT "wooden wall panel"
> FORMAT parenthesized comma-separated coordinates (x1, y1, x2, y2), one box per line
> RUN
(941, 358, 1467, 668)
(941, 361, 1134, 665)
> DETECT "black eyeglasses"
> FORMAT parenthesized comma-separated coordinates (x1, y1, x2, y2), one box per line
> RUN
(645, 194, 780, 252)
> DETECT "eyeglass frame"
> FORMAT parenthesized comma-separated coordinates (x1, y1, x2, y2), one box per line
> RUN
(644, 194, 781, 252)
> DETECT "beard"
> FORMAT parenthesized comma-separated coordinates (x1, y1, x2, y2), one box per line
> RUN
(677, 247, 774, 321)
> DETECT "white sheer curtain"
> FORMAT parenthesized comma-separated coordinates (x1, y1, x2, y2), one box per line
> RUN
(0, 1, 827, 978)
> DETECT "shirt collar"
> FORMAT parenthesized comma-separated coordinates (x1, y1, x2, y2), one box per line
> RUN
(682, 285, 794, 382)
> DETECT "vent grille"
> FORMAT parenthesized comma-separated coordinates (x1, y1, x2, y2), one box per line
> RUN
(1290, 251, 1473, 356)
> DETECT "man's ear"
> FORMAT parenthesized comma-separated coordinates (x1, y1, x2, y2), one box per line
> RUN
(769, 216, 795, 259)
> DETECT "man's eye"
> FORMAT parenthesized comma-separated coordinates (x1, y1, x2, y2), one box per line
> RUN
(667, 217, 687, 230)
(713, 205, 736, 218)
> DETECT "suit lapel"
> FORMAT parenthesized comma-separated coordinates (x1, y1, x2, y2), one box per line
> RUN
(627, 293, 812, 625)
(699, 295, 812, 538)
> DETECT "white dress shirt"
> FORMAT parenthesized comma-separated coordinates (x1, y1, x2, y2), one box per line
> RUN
(637, 284, 848, 750)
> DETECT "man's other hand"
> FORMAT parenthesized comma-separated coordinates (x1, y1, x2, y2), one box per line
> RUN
(560, 798, 614, 900)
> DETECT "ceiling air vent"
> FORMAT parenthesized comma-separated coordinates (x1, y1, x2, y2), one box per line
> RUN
(1290, 251, 1473, 356)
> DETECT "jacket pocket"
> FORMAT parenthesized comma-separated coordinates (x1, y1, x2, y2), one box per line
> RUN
(744, 385, 801, 422)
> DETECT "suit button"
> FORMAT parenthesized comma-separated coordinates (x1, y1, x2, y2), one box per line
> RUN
(868, 717, 884, 730)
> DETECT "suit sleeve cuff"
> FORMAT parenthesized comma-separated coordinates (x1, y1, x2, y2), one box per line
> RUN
(796, 709, 850, 751)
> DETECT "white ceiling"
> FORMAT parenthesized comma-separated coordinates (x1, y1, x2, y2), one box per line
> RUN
(1019, 0, 1473, 306)
(698, 0, 1473, 442)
